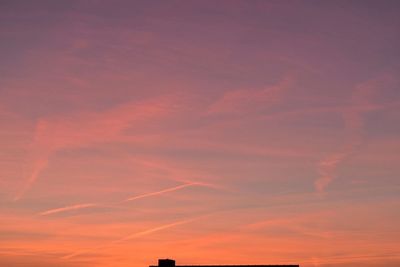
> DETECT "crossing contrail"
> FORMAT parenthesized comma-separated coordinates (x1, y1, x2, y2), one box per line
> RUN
(40, 181, 213, 216)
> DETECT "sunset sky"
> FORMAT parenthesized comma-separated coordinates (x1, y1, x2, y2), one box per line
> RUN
(1, 1, 399, 267)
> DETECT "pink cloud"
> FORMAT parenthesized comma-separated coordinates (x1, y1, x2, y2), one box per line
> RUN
(207, 74, 294, 114)
(14, 93, 183, 200)
(314, 76, 392, 194)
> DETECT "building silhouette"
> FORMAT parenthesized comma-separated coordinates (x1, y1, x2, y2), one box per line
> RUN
(150, 259, 299, 267)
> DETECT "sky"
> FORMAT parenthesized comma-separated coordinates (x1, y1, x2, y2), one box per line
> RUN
(0, 1, 399, 267)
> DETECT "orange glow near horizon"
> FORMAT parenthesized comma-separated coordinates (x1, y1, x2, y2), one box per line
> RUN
(0, 1, 399, 267)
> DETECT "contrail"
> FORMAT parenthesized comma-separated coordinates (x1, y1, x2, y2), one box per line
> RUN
(14, 157, 48, 201)
(173, 179, 228, 192)
(39, 203, 97, 216)
(62, 217, 198, 259)
(15, 95, 179, 201)
(114, 218, 196, 243)
(122, 182, 202, 202)
(39, 182, 212, 216)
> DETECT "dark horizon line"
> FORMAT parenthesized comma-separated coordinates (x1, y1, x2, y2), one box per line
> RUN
(151, 265, 299, 267)
(152, 258, 299, 267)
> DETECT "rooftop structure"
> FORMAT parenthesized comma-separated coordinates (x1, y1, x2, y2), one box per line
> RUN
(150, 259, 299, 267)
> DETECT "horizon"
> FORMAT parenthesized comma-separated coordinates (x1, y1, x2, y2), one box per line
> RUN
(0, 1, 399, 267)
(148, 258, 299, 266)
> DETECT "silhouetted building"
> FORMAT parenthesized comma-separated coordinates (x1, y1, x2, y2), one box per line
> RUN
(150, 259, 299, 267)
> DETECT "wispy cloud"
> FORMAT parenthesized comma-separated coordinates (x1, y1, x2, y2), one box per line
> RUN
(114, 217, 197, 243)
(1, 2, 399, 266)
(39, 203, 97, 216)
(207, 74, 294, 115)
(62, 217, 199, 260)
(314, 76, 390, 193)
(39, 181, 214, 216)
(14, 94, 181, 201)
(123, 182, 202, 202)
(14, 156, 49, 201)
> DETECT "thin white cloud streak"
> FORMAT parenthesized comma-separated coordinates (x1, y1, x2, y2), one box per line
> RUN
(113, 217, 197, 243)
(123, 182, 204, 202)
(315, 120, 364, 193)
(315, 151, 350, 194)
(129, 157, 231, 192)
(39, 203, 97, 216)
(39, 182, 214, 216)
(62, 217, 199, 260)
(14, 157, 48, 201)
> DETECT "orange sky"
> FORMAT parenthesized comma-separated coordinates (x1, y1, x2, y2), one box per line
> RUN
(1, 1, 400, 267)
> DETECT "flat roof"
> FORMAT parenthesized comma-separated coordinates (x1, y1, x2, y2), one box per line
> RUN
(151, 265, 299, 267)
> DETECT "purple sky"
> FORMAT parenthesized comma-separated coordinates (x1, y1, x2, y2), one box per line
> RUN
(0, 1, 399, 267)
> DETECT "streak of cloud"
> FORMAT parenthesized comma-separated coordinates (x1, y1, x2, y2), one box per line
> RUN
(62, 217, 199, 260)
(14, 157, 49, 201)
(39, 203, 97, 216)
(314, 77, 389, 193)
(14, 94, 182, 201)
(114, 217, 197, 243)
(129, 157, 230, 192)
(207, 74, 294, 115)
(38, 181, 215, 216)
(122, 182, 202, 202)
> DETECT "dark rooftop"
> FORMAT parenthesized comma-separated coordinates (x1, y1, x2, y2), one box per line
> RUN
(150, 259, 299, 267)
